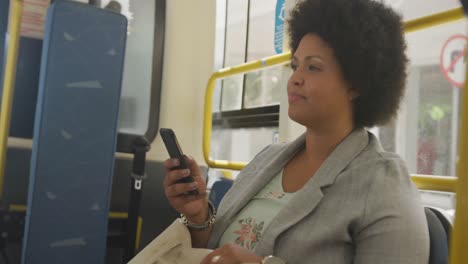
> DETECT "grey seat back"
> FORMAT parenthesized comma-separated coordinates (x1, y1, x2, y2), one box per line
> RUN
(425, 207, 451, 264)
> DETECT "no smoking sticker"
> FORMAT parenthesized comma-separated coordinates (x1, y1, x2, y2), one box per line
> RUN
(440, 34, 468, 88)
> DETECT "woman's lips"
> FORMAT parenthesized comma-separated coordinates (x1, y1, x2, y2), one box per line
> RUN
(288, 94, 306, 103)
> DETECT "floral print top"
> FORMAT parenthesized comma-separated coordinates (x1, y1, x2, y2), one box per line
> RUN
(218, 170, 295, 251)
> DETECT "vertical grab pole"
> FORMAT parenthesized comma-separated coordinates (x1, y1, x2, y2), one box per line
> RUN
(450, 2, 468, 262)
(0, 0, 23, 200)
(449, 51, 468, 264)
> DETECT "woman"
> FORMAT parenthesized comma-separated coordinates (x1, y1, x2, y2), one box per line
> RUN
(163, 0, 429, 263)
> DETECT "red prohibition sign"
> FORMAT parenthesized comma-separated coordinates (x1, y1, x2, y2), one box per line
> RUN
(440, 34, 468, 88)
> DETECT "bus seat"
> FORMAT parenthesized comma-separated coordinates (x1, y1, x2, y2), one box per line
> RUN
(208, 178, 234, 209)
(425, 207, 451, 264)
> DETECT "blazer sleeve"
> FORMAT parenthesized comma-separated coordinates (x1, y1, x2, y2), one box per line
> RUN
(353, 157, 430, 264)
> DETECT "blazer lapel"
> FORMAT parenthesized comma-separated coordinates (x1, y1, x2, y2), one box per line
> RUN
(254, 129, 370, 256)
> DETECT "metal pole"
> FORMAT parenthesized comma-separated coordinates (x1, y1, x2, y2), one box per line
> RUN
(449, 2, 468, 261)
(0, 0, 23, 200)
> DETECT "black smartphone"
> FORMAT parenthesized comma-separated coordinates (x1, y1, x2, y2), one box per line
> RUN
(159, 128, 198, 195)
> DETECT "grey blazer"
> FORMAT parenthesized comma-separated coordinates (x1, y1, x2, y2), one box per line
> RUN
(207, 129, 429, 264)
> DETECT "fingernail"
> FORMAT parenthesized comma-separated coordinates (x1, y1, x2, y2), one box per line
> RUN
(183, 169, 190, 176)
(173, 159, 180, 166)
(190, 182, 198, 189)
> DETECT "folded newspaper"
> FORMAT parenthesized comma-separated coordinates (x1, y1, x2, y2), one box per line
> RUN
(128, 219, 212, 264)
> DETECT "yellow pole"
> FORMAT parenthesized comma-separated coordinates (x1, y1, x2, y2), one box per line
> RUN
(135, 217, 143, 250)
(404, 8, 464, 33)
(0, 0, 23, 199)
(449, 31, 468, 264)
(203, 53, 290, 170)
(410, 175, 457, 193)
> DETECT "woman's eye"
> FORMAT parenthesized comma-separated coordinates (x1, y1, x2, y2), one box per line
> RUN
(308, 65, 320, 71)
(290, 64, 297, 71)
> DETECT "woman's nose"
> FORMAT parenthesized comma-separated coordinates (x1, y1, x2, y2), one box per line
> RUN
(289, 71, 304, 86)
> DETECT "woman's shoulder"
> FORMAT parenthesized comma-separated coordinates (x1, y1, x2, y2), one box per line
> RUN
(343, 132, 414, 191)
(350, 132, 407, 172)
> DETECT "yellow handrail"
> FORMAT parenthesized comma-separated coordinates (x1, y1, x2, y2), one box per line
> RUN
(203, 53, 290, 170)
(449, 31, 468, 264)
(0, 0, 23, 200)
(411, 175, 458, 193)
(404, 8, 464, 33)
(203, 7, 465, 171)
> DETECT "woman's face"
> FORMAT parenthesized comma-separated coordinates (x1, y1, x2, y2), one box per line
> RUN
(287, 34, 355, 130)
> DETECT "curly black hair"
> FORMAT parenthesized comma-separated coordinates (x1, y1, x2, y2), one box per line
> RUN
(288, 0, 408, 128)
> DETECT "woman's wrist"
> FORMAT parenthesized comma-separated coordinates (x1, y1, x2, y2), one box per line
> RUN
(187, 210, 209, 225)
(181, 201, 216, 230)
(185, 202, 210, 224)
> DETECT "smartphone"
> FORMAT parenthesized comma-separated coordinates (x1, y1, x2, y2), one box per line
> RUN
(159, 128, 198, 195)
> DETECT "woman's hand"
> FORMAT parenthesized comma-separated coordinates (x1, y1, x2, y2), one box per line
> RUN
(200, 244, 263, 264)
(163, 156, 208, 223)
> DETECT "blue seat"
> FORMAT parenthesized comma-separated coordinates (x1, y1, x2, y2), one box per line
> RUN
(21, 2, 127, 263)
(425, 207, 451, 264)
(209, 178, 234, 209)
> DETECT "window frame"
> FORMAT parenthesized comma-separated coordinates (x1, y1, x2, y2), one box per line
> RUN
(215, 0, 281, 129)
(90, 0, 166, 153)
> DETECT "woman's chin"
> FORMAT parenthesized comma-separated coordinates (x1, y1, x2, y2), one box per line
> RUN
(288, 108, 307, 125)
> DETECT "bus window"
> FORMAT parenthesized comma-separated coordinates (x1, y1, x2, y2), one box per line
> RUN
(208, 0, 286, 179)
(220, 0, 248, 111)
(244, 0, 283, 109)
(395, 19, 466, 178)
